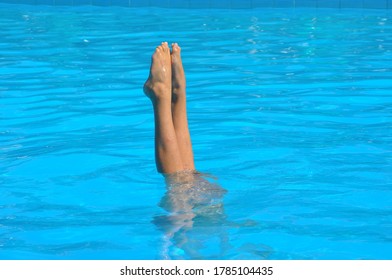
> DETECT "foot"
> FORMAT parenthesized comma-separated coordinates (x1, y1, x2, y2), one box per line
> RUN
(144, 42, 172, 101)
(171, 43, 186, 103)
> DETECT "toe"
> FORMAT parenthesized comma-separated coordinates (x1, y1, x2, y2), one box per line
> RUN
(161, 42, 168, 52)
(172, 43, 181, 53)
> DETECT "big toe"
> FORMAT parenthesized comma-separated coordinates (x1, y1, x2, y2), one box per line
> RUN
(172, 43, 181, 54)
(161, 42, 170, 54)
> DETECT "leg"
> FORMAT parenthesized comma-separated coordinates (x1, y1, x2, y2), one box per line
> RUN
(144, 42, 184, 174)
(171, 43, 195, 171)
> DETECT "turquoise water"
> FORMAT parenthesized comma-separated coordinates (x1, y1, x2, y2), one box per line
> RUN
(1, 3, 392, 260)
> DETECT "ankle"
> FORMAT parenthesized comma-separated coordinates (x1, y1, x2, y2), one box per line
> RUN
(144, 82, 171, 100)
(172, 86, 186, 97)
(172, 93, 186, 104)
(152, 92, 172, 105)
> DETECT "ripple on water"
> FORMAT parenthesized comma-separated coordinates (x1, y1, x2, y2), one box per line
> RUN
(1, 4, 392, 259)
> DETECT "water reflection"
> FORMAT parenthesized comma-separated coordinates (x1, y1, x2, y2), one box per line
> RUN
(153, 171, 229, 259)
(153, 171, 274, 259)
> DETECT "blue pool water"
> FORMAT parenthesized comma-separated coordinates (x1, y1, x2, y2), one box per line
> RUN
(1, 3, 392, 260)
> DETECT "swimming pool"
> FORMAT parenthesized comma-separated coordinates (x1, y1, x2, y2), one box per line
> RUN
(1, 3, 391, 260)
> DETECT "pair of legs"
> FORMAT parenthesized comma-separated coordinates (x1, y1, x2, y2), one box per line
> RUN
(144, 42, 195, 174)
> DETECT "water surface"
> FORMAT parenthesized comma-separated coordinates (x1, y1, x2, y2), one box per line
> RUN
(1, 4, 392, 259)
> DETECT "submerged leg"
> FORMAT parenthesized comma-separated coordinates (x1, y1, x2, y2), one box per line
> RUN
(171, 43, 195, 171)
(144, 42, 184, 174)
